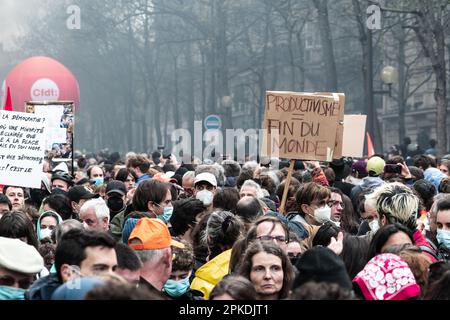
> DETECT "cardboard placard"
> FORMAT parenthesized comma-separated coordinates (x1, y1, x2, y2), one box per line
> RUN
(0, 110, 47, 188)
(262, 91, 345, 161)
(342, 115, 367, 157)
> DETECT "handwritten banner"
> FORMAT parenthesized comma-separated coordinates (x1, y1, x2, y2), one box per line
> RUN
(262, 91, 345, 161)
(0, 110, 47, 188)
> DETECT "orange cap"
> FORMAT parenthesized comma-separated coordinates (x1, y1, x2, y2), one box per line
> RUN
(152, 173, 171, 183)
(128, 218, 184, 250)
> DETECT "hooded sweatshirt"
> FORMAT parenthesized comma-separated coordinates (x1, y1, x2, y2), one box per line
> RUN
(36, 211, 63, 241)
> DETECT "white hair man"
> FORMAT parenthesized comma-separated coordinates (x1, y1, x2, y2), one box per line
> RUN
(182, 171, 196, 198)
(128, 218, 184, 298)
(79, 198, 110, 232)
(240, 179, 265, 199)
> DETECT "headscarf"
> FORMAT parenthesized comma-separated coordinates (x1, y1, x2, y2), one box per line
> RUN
(353, 253, 420, 300)
(36, 210, 63, 241)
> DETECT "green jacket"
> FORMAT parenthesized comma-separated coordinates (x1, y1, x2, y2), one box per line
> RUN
(109, 209, 126, 241)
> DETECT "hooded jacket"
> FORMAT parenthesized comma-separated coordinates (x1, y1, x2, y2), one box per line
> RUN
(350, 176, 385, 201)
(36, 211, 63, 241)
(190, 249, 232, 300)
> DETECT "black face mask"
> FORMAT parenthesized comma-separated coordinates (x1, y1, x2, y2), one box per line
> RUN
(51, 188, 68, 197)
(107, 197, 125, 213)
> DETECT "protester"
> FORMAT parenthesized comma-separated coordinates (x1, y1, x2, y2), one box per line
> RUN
(114, 242, 141, 286)
(366, 223, 414, 260)
(350, 156, 385, 201)
(27, 229, 117, 300)
(42, 194, 75, 220)
(190, 211, 243, 299)
(114, 168, 137, 192)
(132, 179, 173, 224)
(212, 188, 240, 213)
(194, 172, 217, 209)
(209, 275, 257, 300)
(36, 210, 63, 243)
(0, 237, 44, 300)
(128, 218, 184, 299)
(163, 242, 202, 300)
(104, 180, 127, 220)
(3, 186, 26, 211)
(0, 211, 39, 250)
(435, 198, 450, 261)
(79, 198, 110, 232)
(0, 194, 12, 219)
(292, 246, 352, 293)
(371, 182, 438, 262)
(126, 155, 152, 184)
(51, 171, 74, 193)
(87, 165, 105, 187)
(292, 182, 331, 248)
(67, 185, 99, 219)
(353, 253, 421, 300)
(170, 198, 206, 243)
(237, 241, 294, 300)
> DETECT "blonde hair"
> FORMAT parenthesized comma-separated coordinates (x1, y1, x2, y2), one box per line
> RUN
(372, 182, 419, 227)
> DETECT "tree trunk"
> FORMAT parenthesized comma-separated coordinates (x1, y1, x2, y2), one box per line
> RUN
(352, 0, 383, 153)
(185, 43, 196, 141)
(313, 0, 338, 91)
(215, 0, 232, 130)
(397, 22, 406, 145)
(413, 1, 448, 155)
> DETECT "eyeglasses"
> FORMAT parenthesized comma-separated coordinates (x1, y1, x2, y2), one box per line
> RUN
(257, 235, 288, 243)
(0, 275, 32, 289)
(327, 200, 345, 209)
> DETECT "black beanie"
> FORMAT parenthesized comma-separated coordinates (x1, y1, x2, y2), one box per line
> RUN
(293, 246, 352, 290)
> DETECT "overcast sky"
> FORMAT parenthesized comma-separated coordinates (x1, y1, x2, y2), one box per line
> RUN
(0, 0, 45, 50)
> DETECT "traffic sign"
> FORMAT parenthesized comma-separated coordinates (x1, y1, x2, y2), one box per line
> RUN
(204, 114, 222, 130)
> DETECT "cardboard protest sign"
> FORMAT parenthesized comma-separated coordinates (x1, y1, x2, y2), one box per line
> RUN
(342, 115, 367, 157)
(0, 110, 47, 188)
(26, 101, 74, 161)
(262, 91, 345, 161)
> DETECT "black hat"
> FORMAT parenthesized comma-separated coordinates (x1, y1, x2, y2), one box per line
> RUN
(293, 246, 352, 290)
(67, 186, 99, 203)
(51, 171, 74, 186)
(106, 180, 127, 196)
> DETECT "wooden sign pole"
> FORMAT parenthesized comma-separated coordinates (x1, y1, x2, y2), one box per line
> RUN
(279, 159, 295, 215)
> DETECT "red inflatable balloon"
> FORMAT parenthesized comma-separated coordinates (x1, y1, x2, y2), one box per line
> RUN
(1, 56, 79, 112)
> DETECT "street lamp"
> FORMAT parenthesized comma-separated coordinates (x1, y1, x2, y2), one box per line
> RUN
(377, 65, 398, 96)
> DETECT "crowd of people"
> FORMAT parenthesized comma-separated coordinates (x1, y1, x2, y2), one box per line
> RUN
(0, 147, 449, 301)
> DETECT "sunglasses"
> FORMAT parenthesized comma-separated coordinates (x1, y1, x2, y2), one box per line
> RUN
(0, 275, 32, 289)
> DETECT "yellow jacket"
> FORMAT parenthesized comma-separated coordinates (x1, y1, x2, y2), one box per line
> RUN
(190, 249, 232, 300)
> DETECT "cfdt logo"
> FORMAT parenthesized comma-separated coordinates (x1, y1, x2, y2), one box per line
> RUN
(31, 78, 60, 101)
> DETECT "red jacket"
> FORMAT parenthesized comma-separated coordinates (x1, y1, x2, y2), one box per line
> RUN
(413, 229, 438, 263)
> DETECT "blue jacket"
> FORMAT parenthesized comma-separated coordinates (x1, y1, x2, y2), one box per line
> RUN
(26, 273, 61, 300)
(268, 211, 309, 240)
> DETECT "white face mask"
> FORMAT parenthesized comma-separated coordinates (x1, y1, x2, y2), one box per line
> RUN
(196, 190, 214, 206)
(369, 219, 380, 233)
(314, 205, 331, 224)
(40, 228, 53, 240)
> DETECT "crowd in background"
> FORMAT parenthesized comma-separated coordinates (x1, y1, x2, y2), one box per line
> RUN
(0, 144, 449, 300)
